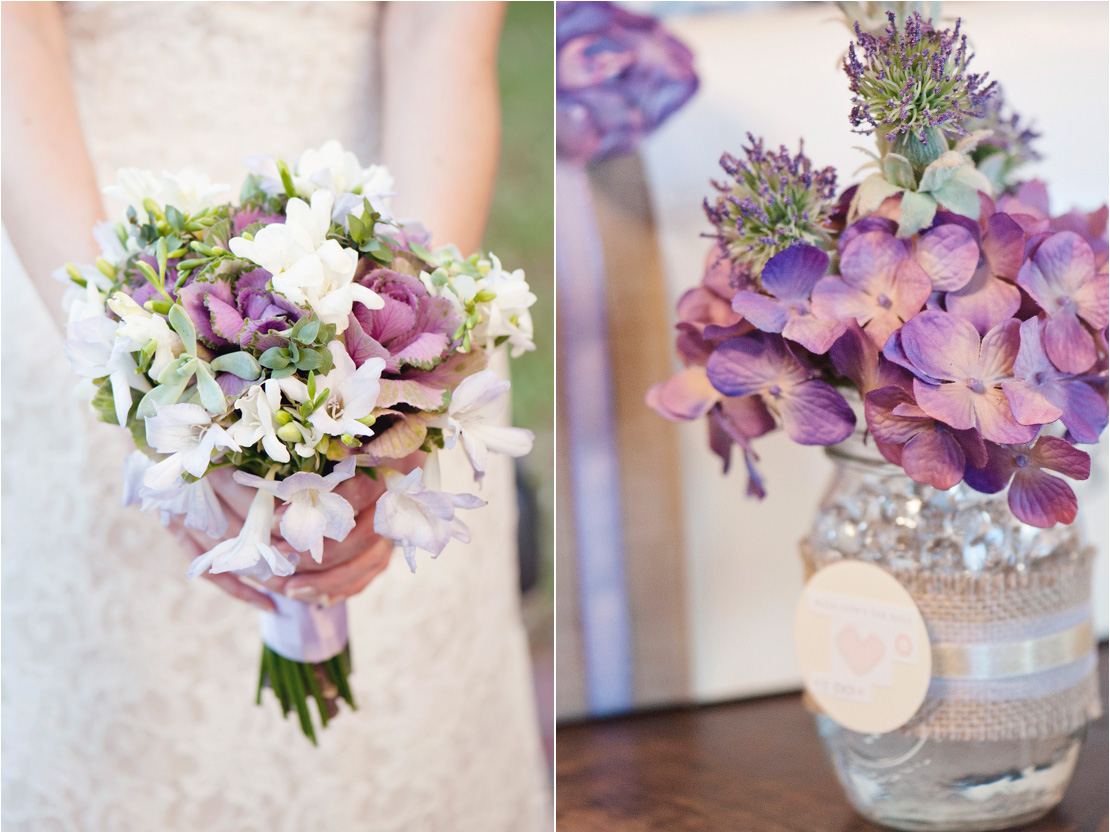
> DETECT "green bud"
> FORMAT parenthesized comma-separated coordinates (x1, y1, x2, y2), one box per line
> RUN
(273, 410, 294, 426)
(65, 263, 83, 282)
(890, 127, 949, 179)
(340, 433, 360, 447)
(276, 159, 297, 200)
(137, 260, 161, 286)
(356, 415, 376, 427)
(276, 422, 303, 443)
(142, 198, 163, 218)
(473, 289, 497, 303)
(95, 258, 116, 279)
(150, 300, 173, 315)
(317, 434, 331, 455)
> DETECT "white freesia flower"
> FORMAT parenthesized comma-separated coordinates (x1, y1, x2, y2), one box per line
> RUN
(373, 468, 485, 571)
(104, 167, 229, 216)
(143, 403, 241, 492)
(123, 450, 228, 537)
(186, 484, 294, 579)
(63, 315, 150, 426)
(108, 292, 183, 379)
(234, 457, 358, 563)
(439, 370, 534, 482)
(92, 221, 133, 265)
(281, 343, 386, 437)
(473, 255, 536, 357)
(227, 380, 290, 463)
(228, 190, 383, 331)
(66, 279, 108, 323)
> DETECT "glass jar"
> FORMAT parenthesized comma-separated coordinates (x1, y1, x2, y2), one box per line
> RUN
(802, 428, 1099, 832)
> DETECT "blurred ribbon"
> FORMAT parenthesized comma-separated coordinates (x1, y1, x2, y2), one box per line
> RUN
(260, 593, 348, 664)
(556, 1, 697, 715)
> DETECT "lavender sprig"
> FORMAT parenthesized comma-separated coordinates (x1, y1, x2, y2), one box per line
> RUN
(704, 134, 838, 277)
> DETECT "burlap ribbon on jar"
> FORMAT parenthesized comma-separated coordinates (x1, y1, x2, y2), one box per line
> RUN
(800, 544, 1102, 742)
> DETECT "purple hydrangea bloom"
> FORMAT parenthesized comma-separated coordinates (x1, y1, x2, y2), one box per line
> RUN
(912, 221, 979, 292)
(897, 310, 1036, 444)
(556, 1, 697, 164)
(674, 245, 751, 366)
(732, 244, 846, 354)
(1002, 317, 1108, 444)
(811, 229, 932, 349)
(945, 211, 1023, 334)
(1052, 204, 1109, 267)
(964, 436, 1091, 528)
(865, 382, 987, 489)
(1016, 231, 1108, 373)
(705, 332, 855, 445)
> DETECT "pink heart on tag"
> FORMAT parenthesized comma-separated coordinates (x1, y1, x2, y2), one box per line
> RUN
(836, 624, 885, 676)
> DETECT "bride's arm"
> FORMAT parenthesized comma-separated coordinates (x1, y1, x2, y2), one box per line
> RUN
(1, 1, 104, 331)
(380, 2, 506, 254)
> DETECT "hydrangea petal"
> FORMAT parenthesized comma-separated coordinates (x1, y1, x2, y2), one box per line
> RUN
(777, 382, 855, 445)
(759, 244, 828, 301)
(916, 224, 978, 291)
(1009, 469, 1077, 528)
(901, 426, 966, 490)
(732, 292, 787, 332)
(1044, 311, 1097, 373)
(901, 310, 981, 381)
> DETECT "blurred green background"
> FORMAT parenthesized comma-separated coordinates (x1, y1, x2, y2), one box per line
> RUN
(483, 1, 554, 643)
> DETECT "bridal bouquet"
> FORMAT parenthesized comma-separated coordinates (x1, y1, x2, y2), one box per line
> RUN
(61, 141, 536, 743)
(648, 11, 1108, 529)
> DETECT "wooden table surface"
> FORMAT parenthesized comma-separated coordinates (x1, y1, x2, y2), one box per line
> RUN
(557, 645, 1108, 832)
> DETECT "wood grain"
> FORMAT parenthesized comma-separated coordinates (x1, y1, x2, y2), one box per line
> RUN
(557, 645, 1109, 831)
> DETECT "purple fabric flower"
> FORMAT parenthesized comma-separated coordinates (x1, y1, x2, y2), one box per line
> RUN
(1016, 231, 1108, 373)
(1052, 204, 1109, 267)
(556, 1, 697, 164)
(674, 245, 750, 366)
(707, 396, 776, 498)
(897, 310, 1036, 444)
(1002, 317, 1108, 444)
(705, 333, 855, 445)
(351, 268, 460, 374)
(646, 367, 721, 421)
(963, 436, 1090, 528)
(865, 383, 987, 489)
(732, 244, 847, 354)
(945, 212, 1023, 334)
(811, 229, 932, 349)
(912, 221, 979, 292)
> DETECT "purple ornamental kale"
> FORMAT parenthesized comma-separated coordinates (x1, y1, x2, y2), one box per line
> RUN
(178, 270, 303, 355)
(349, 268, 460, 374)
(964, 436, 1091, 528)
(732, 244, 846, 354)
(705, 332, 855, 445)
(811, 228, 932, 349)
(895, 310, 1036, 444)
(865, 381, 987, 490)
(556, 1, 697, 164)
(1016, 231, 1108, 374)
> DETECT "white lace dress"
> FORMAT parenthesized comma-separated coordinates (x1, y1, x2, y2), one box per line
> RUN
(0, 3, 549, 830)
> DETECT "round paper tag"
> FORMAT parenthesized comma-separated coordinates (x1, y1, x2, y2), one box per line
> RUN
(795, 560, 931, 734)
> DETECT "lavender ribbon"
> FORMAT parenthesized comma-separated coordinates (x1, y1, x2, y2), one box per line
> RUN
(260, 593, 348, 664)
(557, 160, 634, 715)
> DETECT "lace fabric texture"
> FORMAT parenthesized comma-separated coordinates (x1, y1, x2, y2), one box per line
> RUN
(1, 3, 548, 829)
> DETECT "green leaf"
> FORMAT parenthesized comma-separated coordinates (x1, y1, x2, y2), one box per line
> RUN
(295, 319, 320, 344)
(168, 304, 197, 355)
(316, 347, 334, 374)
(917, 152, 963, 194)
(259, 347, 291, 370)
(270, 365, 297, 380)
(194, 363, 226, 414)
(136, 376, 191, 419)
(91, 379, 122, 425)
(853, 173, 904, 218)
(166, 205, 186, 234)
(209, 351, 262, 380)
(156, 236, 168, 279)
(882, 153, 917, 190)
(306, 371, 317, 400)
(932, 180, 982, 220)
(295, 349, 324, 371)
(897, 191, 938, 238)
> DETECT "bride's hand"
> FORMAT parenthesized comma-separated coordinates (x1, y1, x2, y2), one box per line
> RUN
(169, 453, 424, 610)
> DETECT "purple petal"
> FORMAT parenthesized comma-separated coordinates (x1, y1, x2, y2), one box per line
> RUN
(1032, 231, 1095, 293)
(978, 318, 1022, 382)
(759, 244, 829, 302)
(865, 385, 927, 444)
(1044, 312, 1097, 374)
(916, 224, 979, 291)
(1029, 435, 1091, 480)
(839, 216, 899, 252)
(830, 321, 879, 391)
(963, 441, 1015, 494)
(646, 368, 721, 421)
(890, 259, 933, 321)
(1050, 379, 1109, 445)
(902, 426, 967, 490)
(215, 373, 255, 398)
(982, 213, 1025, 280)
(901, 311, 982, 381)
(732, 292, 787, 333)
(179, 280, 236, 347)
(777, 381, 856, 445)
(362, 295, 417, 345)
(718, 394, 776, 444)
(1002, 380, 1063, 426)
(391, 332, 451, 370)
(782, 314, 847, 355)
(945, 267, 1022, 335)
(840, 231, 907, 294)
(954, 427, 988, 469)
(706, 334, 800, 398)
(913, 378, 976, 431)
(679, 285, 741, 330)
(1009, 469, 1077, 528)
(811, 275, 875, 322)
(971, 388, 1039, 444)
